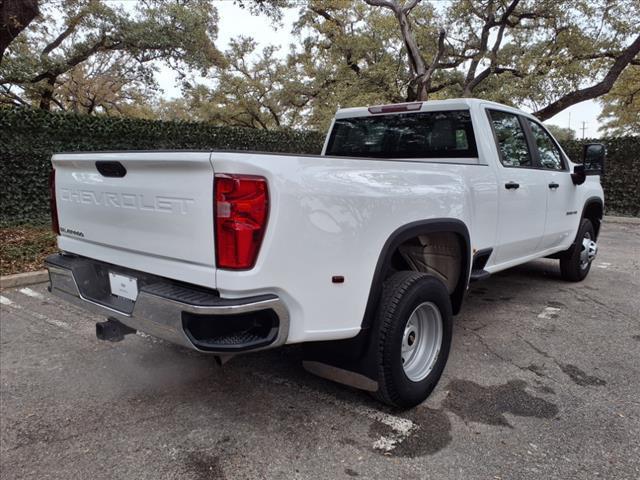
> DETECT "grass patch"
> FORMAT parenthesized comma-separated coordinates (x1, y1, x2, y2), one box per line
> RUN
(0, 227, 57, 276)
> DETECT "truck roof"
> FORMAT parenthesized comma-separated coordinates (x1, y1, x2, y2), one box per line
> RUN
(334, 98, 523, 119)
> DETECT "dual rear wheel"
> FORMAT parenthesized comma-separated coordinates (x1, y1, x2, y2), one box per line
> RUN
(371, 272, 452, 408)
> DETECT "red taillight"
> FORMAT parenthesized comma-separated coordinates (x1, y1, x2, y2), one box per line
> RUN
(49, 169, 60, 235)
(214, 174, 269, 269)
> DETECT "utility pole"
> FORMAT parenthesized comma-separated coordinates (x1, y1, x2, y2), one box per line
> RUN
(581, 121, 587, 140)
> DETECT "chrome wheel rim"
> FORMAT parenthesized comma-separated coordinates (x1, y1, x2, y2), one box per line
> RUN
(579, 232, 597, 270)
(401, 302, 443, 382)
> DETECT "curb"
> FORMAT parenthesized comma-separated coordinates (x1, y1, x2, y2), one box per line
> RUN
(604, 215, 640, 225)
(0, 270, 49, 290)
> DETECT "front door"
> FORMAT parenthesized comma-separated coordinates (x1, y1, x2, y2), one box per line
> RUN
(524, 119, 581, 250)
(488, 110, 548, 265)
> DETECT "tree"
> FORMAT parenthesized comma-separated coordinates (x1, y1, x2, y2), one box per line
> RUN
(289, 0, 413, 128)
(256, 0, 640, 130)
(0, 0, 39, 63)
(545, 125, 575, 143)
(362, 0, 446, 101)
(155, 37, 305, 128)
(170, 37, 306, 129)
(598, 65, 640, 136)
(233, 0, 290, 21)
(0, 0, 224, 112)
(363, 0, 640, 120)
(52, 54, 158, 116)
(166, 1, 410, 130)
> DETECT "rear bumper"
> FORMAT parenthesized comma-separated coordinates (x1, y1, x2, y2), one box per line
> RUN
(45, 253, 289, 353)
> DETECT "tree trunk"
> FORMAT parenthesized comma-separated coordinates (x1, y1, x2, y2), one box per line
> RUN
(533, 34, 640, 121)
(395, 9, 428, 100)
(38, 75, 56, 110)
(0, 0, 39, 63)
(364, 0, 429, 101)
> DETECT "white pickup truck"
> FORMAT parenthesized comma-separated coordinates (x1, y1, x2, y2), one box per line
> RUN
(46, 99, 605, 407)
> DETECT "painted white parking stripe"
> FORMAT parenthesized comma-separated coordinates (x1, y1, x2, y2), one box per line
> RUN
(538, 307, 561, 319)
(43, 318, 72, 330)
(1, 296, 14, 306)
(19, 287, 44, 299)
(251, 371, 418, 453)
(1, 295, 72, 330)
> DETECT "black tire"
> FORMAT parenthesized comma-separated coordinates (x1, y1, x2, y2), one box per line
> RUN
(370, 271, 452, 408)
(560, 218, 595, 282)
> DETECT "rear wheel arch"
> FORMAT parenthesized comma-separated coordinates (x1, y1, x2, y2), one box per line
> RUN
(362, 219, 471, 331)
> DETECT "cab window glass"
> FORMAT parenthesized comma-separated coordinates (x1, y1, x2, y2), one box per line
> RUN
(528, 120, 564, 170)
(326, 110, 477, 158)
(488, 110, 532, 167)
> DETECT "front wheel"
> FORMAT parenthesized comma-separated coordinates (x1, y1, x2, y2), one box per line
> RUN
(370, 271, 452, 408)
(560, 218, 597, 282)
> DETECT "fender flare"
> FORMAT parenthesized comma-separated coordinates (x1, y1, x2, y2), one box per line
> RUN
(548, 196, 604, 259)
(360, 218, 471, 330)
(581, 196, 604, 239)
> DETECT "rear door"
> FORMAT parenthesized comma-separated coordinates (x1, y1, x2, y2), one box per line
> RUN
(53, 151, 216, 287)
(524, 119, 581, 250)
(487, 109, 548, 265)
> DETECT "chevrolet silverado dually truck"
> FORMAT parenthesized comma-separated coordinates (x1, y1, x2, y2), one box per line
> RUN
(45, 99, 605, 408)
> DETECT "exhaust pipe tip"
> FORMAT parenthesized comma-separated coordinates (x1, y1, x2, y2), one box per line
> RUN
(96, 318, 136, 342)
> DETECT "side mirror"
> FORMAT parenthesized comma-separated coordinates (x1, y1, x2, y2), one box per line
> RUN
(573, 143, 605, 185)
(583, 143, 606, 175)
(571, 164, 586, 185)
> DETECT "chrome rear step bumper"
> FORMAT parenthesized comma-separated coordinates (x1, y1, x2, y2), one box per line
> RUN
(45, 253, 289, 353)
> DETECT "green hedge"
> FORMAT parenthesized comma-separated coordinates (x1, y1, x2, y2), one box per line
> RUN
(0, 108, 325, 225)
(562, 137, 640, 217)
(1, 107, 638, 226)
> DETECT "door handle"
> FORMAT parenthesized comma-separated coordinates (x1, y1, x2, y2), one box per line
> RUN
(548, 182, 560, 189)
(505, 182, 520, 190)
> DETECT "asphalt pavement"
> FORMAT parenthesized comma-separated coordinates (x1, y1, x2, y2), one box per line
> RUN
(1, 219, 639, 479)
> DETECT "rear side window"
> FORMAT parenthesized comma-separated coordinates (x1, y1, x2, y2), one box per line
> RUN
(326, 110, 477, 158)
(488, 110, 532, 168)
(527, 120, 565, 170)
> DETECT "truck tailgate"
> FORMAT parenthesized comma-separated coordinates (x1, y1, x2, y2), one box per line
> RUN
(52, 151, 216, 288)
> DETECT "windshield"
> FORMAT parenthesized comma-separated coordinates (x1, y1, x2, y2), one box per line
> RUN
(325, 110, 477, 159)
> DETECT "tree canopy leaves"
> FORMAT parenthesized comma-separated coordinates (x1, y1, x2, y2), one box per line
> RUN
(598, 65, 640, 135)
(2, 0, 638, 132)
(1, 0, 224, 112)
(175, 0, 640, 130)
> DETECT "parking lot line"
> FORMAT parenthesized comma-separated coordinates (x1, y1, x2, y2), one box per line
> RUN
(1, 295, 14, 305)
(19, 287, 44, 299)
(1, 293, 73, 331)
(538, 307, 561, 319)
